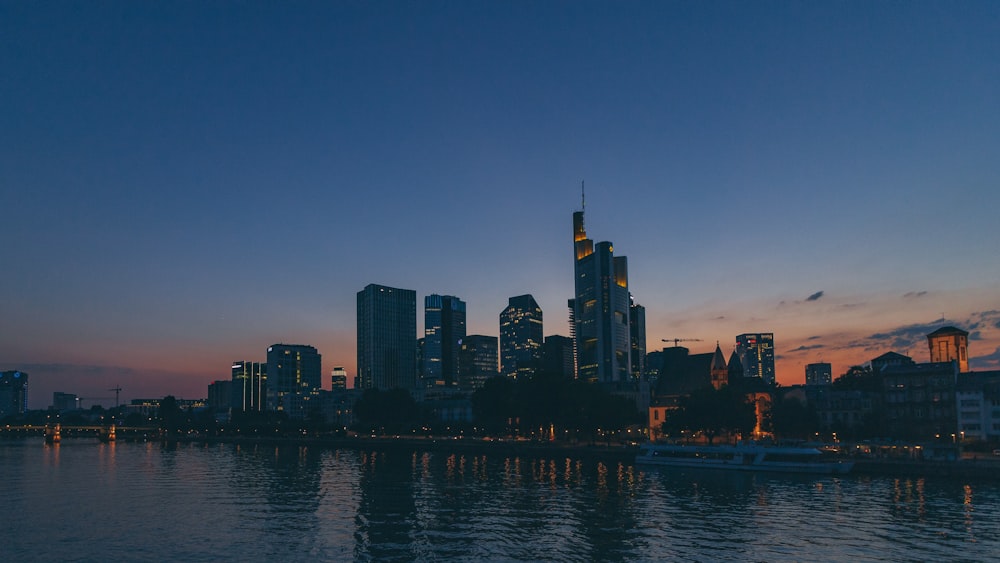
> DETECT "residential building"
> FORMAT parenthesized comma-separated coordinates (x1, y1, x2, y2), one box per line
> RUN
(735, 333, 775, 384)
(500, 294, 543, 379)
(357, 283, 417, 391)
(423, 294, 467, 387)
(881, 361, 958, 441)
(955, 370, 1000, 441)
(572, 208, 631, 383)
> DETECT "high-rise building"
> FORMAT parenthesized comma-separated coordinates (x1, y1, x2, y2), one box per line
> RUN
(735, 333, 775, 385)
(423, 294, 467, 387)
(232, 361, 267, 412)
(543, 335, 575, 379)
(927, 326, 969, 373)
(805, 362, 832, 386)
(500, 294, 544, 379)
(331, 367, 348, 390)
(266, 344, 321, 412)
(458, 334, 499, 391)
(52, 392, 79, 412)
(357, 283, 417, 391)
(207, 380, 232, 410)
(630, 297, 646, 380)
(0, 371, 28, 417)
(572, 207, 631, 383)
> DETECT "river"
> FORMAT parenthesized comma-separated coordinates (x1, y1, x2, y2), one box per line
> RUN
(4, 440, 997, 561)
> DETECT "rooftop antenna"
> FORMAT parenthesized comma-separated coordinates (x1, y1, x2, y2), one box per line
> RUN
(581, 180, 585, 212)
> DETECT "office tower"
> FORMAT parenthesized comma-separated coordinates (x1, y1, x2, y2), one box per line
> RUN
(572, 207, 631, 383)
(424, 294, 467, 387)
(458, 334, 499, 391)
(542, 335, 575, 379)
(207, 380, 232, 410)
(630, 297, 646, 379)
(500, 294, 544, 379)
(331, 367, 348, 390)
(232, 361, 267, 412)
(927, 326, 969, 373)
(735, 333, 775, 384)
(357, 283, 417, 391)
(805, 362, 832, 386)
(52, 392, 79, 412)
(266, 344, 321, 412)
(0, 371, 28, 417)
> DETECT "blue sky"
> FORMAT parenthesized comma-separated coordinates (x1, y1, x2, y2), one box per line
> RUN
(3, 2, 999, 407)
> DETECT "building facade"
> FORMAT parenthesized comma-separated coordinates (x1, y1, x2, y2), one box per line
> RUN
(500, 294, 543, 379)
(805, 362, 832, 386)
(735, 333, 775, 385)
(543, 335, 576, 379)
(232, 361, 267, 412)
(457, 334, 499, 391)
(266, 344, 321, 413)
(423, 294, 467, 387)
(927, 326, 969, 373)
(357, 283, 417, 391)
(0, 371, 28, 417)
(572, 209, 631, 384)
(630, 298, 646, 380)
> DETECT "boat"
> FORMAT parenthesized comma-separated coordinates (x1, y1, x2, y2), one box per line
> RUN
(636, 442, 853, 475)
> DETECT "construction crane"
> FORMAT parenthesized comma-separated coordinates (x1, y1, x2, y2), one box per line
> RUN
(109, 386, 122, 408)
(661, 338, 703, 347)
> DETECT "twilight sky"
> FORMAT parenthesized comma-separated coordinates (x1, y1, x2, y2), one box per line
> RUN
(3, 2, 999, 408)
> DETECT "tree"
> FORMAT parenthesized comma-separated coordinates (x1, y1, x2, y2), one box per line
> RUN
(768, 397, 819, 440)
(662, 385, 756, 444)
(353, 389, 422, 434)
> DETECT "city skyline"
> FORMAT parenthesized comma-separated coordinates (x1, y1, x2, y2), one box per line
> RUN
(3, 3, 999, 407)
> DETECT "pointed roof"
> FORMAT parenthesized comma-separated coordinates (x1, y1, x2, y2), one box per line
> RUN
(927, 326, 968, 338)
(727, 349, 743, 377)
(710, 343, 727, 372)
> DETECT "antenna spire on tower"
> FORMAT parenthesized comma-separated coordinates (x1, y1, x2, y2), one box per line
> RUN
(581, 180, 585, 212)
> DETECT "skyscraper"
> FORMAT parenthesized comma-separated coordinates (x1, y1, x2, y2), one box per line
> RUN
(423, 294, 467, 387)
(542, 335, 575, 379)
(500, 294, 543, 379)
(458, 334, 499, 391)
(735, 333, 775, 385)
(572, 207, 631, 383)
(805, 362, 832, 386)
(357, 283, 417, 391)
(231, 361, 266, 412)
(0, 371, 28, 417)
(629, 297, 646, 380)
(266, 344, 321, 412)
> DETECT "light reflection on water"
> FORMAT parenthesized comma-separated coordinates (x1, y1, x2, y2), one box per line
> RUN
(4, 440, 999, 561)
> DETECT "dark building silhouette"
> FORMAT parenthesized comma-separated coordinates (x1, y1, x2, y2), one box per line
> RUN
(572, 206, 631, 383)
(927, 326, 969, 373)
(647, 344, 728, 440)
(208, 380, 232, 410)
(806, 362, 832, 386)
(735, 333, 775, 384)
(630, 298, 646, 380)
(869, 351, 914, 372)
(232, 361, 266, 412)
(423, 294, 466, 387)
(543, 335, 575, 379)
(51, 392, 79, 412)
(266, 344, 321, 413)
(0, 371, 28, 417)
(457, 334, 499, 391)
(500, 294, 543, 379)
(881, 361, 958, 440)
(357, 283, 417, 391)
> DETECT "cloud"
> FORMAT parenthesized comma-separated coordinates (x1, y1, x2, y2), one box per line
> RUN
(865, 319, 955, 351)
(971, 346, 1000, 370)
(840, 303, 866, 309)
(807, 335, 822, 340)
(806, 291, 824, 302)
(788, 344, 825, 352)
(903, 291, 928, 299)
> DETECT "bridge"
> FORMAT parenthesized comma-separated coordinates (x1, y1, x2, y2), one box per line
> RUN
(1, 424, 161, 442)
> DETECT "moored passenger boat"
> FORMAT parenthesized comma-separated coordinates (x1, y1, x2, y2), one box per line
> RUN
(636, 442, 853, 475)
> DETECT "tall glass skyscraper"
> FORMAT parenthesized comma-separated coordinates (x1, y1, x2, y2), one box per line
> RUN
(735, 333, 775, 384)
(357, 283, 417, 391)
(231, 361, 266, 412)
(572, 209, 631, 383)
(266, 344, 321, 412)
(500, 294, 543, 379)
(423, 294, 467, 387)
